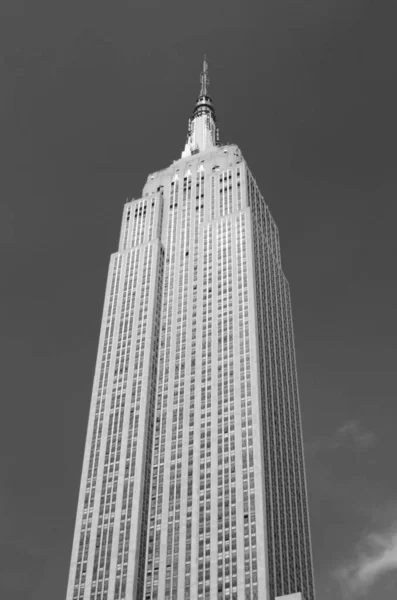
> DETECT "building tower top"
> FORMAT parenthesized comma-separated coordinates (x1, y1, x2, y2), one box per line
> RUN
(181, 56, 219, 157)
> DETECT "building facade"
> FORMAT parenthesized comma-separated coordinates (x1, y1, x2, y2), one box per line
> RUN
(66, 59, 315, 600)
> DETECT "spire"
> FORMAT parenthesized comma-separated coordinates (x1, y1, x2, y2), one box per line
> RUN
(181, 56, 219, 158)
(200, 55, 209, 96)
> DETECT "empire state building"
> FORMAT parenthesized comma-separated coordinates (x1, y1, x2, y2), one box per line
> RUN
(66, 58, 316, 600)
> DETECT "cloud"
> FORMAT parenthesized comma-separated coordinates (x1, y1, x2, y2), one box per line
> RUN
(332, 420, 376, 450)
(308, 420, 376, 456)
(334, 522, 397, 597)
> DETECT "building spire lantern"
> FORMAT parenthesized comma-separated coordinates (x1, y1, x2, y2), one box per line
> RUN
(181, 55, 219, 157)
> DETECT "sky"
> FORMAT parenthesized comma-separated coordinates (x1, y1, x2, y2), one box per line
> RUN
(0, 1, 396, 599)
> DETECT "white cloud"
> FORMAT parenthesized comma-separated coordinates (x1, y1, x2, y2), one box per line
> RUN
(308, 420, 376, 456)
(334, 523, 397, 597)
(333, 420, 376, 450)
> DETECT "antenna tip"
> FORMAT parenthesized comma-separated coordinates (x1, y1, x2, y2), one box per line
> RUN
(200, 55, 209, 95)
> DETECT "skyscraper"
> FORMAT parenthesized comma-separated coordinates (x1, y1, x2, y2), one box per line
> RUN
(66, 58, 315, 600)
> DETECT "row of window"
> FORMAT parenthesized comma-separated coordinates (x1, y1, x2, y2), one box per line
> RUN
(249, 174, 314, 600)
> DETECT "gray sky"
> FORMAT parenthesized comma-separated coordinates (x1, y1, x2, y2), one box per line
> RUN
(1, 1, 396, 598)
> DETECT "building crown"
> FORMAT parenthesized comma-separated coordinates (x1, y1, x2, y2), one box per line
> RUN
(181, 56, 219, 157)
